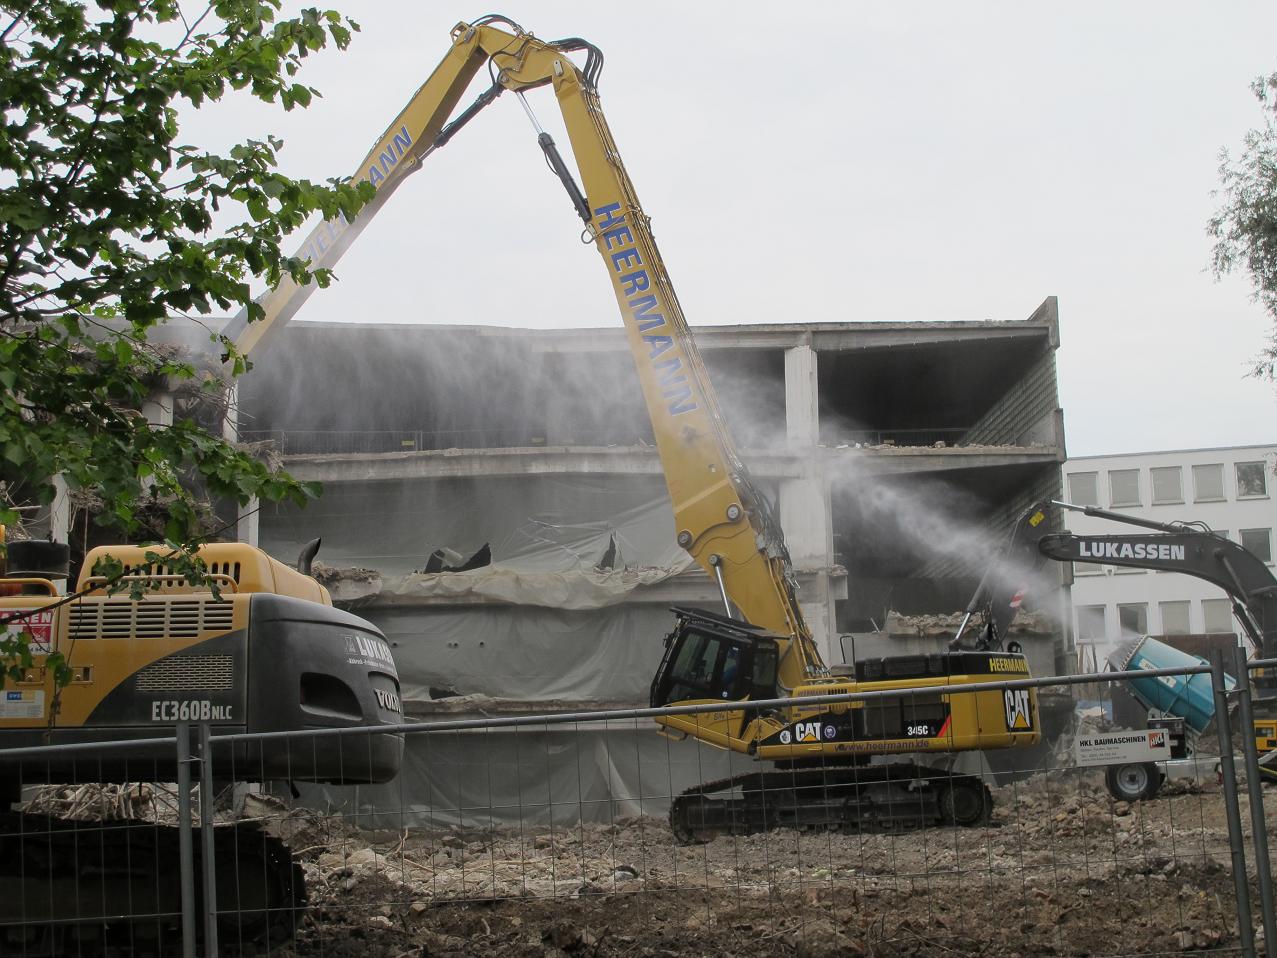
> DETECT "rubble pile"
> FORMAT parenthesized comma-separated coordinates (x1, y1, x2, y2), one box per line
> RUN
(272, 774, 1265, 956)
(884, 609, 1055, 637)
(17, 779, 1261, 955)
(23, 782, 194, 823)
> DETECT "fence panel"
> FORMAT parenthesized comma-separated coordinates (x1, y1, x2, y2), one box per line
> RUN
(1, 665, 1272, 957)
(206, 667, 1269, 958)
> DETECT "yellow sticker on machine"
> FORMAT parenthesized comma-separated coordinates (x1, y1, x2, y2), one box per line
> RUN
(1003, 689, 1034, 732)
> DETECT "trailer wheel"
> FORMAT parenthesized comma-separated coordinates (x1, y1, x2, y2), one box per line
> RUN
(1105, 762, 1162, 802)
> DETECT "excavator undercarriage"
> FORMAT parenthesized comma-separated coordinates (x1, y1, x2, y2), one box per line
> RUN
(0, 812, 302, 955)
(670, 763, 992, 844)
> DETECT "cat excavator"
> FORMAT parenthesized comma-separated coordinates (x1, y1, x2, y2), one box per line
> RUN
(216, 14, 1044, 844)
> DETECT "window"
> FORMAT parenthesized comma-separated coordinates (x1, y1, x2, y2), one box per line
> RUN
(1068, 472, 1099, 507)
(1109, 469, 1140, 507)
(1192, 463, 1225, 502)
(663, 630, 727, 704)
(1072, 561, 1105, 576)
(1202, 598, 1234, 634)
(1159, 601, 1190, 635)
(1077, 605, 1106, 640)
(1236, 461, 1269, 498)
(720, 643, 744, 691)
(1117, 603, 1148, 635)
(1241, 528, 1273, 564)
(1150, 466, 1183, 504)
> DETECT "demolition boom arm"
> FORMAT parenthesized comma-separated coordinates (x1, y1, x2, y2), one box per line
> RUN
(223, 17, 825, 681)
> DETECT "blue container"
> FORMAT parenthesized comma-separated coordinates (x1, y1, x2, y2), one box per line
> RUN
(1107, 636, 1235, 734)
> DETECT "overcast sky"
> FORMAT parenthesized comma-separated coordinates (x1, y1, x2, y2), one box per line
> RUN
(208, 2, 1277, 458)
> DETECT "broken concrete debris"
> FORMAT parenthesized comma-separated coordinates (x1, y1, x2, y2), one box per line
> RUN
(274, 772, 1253, 956)
(21, 776, 1255, 956)
(884, 607, 1053, 637)
(307, 558, 692, 610)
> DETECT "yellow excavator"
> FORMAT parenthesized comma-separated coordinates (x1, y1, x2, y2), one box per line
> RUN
(222, 14, 1043, 841)
(0, 531, 403, 949)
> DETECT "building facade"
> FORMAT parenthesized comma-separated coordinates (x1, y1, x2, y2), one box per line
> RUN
(235, 296, 1070, 712)
(1062, 445, 1277, 650)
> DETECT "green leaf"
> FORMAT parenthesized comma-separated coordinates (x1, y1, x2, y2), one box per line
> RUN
(0, 0, 372, 642)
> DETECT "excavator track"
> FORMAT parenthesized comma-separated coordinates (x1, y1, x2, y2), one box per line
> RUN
(669, 763, 991, 845)
(0, 812, 304, 956)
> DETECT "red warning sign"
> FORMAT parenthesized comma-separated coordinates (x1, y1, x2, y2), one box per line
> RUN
(2, 607, 55, 654)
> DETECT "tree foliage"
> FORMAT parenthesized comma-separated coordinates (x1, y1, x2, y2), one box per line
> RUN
(1210, 71, 1277, 382)
(0, 0, 371, 548)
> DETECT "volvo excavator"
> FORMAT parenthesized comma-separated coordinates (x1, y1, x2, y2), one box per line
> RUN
(0, 531, 403, 950)
(963, 498, 1277, 793)
(1035, 500, 1277, 769)
(1037, 500, 1277, 670)
(212, 14, 1043, 845)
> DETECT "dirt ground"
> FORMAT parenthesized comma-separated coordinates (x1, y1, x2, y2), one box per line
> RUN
(263, 771, 1269, 958)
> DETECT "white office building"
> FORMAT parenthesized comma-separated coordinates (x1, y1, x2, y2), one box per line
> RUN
(1062, 445, 1277, 651)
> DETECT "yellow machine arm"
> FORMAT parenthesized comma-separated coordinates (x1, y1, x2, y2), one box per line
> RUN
(226, 16, 827, 685)
(220, 19, 1040, 835)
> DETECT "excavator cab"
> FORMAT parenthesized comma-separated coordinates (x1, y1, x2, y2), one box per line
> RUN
(650, 607, 779, 707)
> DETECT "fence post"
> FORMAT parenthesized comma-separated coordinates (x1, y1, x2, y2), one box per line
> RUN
(199, 723, 220, 957)
(1213, 648, 1257, 957)
(1235, 646, 1277, 957)
(176, 721, 197, 958)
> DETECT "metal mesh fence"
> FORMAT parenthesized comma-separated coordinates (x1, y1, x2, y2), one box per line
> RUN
(0, 658, 1273, 957)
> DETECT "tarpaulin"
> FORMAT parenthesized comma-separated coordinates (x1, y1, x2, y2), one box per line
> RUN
(371, 603, 684, 703)
(299, 724, 741, 827)
(262, 474, 686, 577)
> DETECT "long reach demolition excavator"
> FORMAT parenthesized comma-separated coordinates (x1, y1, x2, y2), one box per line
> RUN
(216, 14, 1043, 843)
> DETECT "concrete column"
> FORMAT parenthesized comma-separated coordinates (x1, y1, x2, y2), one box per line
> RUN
(780, 475, 837, 662)
(221, 383, 239, 444)
(142, 392, 174, 429)
(542, 354, 566, 445)
(784, 342, 820, 447)
(1054, 574, 1076, 676)
(782, 341, 839, 662)
(220, 383, 260, 545)
(797, 579, 839, 667)
(49, 474, 71, 544)
(141, 391, 174, 500)
(238, 504, 260, 548)
(779, 477, 833, 567)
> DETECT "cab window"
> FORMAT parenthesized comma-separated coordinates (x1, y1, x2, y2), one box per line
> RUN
(665, 630, 728, 703)
(751, 641, 778, 699)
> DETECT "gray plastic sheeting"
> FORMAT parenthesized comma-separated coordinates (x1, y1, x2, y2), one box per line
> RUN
(261, 474, 715, 703)
(370, 604, 687, 703)
(262, 474, 687, 577)
(262, 474, 736, 824)
(299, 724, 741, 828)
